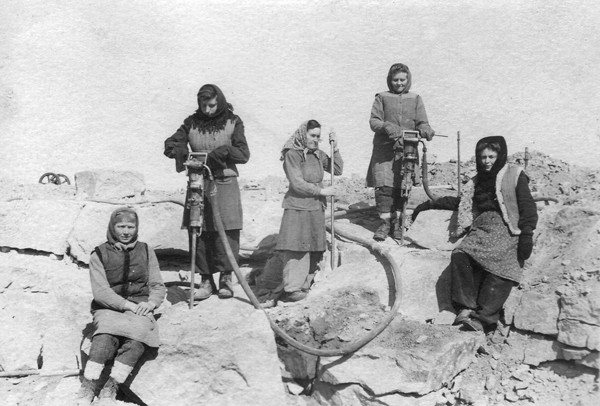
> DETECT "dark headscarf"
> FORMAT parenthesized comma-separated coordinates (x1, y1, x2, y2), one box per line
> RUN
(473, 136, 508, 212)
(107, 207, 139, 251)
(194, 84, 235, 133)
(387, 63, 412, 94)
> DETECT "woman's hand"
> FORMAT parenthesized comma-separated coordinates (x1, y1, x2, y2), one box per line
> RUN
(329, 129, 338, 151)
(134, 301, 156, 316)
(319, 186, 340, 196)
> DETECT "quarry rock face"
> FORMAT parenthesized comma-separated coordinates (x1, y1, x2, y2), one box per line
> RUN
(0, 199, 84, 255)
(74, 170, 146, 200)
(128, 300, 287, 406)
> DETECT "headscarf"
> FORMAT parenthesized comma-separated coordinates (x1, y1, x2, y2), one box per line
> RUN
(194, 84, 235, 133)
(386, 63, 412, 94)
(280, 121, 309, 161)
(473, 136, 508, 211)
(107, 207, 139, 251)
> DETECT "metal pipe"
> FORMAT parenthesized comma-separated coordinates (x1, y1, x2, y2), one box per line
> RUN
(457, 131, 461, 196)
(189, 229, 197, 309)
(330, 133, 336, 270)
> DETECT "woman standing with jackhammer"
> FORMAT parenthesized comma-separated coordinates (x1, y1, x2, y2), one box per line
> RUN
(366, 63, 435, 241)
(164, 84, 250, 301)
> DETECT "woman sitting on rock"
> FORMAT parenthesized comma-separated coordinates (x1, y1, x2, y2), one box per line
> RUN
(261, 120, 343, 307)
(78, 208, 166, 404)
(411, 136, 538, 332)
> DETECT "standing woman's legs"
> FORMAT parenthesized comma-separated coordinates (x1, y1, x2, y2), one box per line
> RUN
(281, 250, 311, 293)
(374, 186, 394, 241)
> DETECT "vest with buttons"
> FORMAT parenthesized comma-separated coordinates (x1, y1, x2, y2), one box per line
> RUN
(91, 242, 149, 309)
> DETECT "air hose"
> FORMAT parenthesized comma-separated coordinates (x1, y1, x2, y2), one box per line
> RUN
(206, 181, 403, 357)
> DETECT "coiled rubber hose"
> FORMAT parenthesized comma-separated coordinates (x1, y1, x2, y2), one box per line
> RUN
(206, 181, 403, 357)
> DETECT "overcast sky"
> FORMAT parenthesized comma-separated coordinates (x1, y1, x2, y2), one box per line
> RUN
(1, 0, 599, 189)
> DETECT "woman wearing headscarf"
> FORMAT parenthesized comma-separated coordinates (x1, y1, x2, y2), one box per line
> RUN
(367, 63, 435, 241)
(411, 136, 538, 332)
(262, 120, 343, 306)
(164, 84, 250, 300)
(78, 208, 166, 404)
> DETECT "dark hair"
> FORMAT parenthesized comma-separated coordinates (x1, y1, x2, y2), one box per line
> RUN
(389, 64, 409, 77)
(306, 119, 321, 130)
(477, 142, 501, 155)
(198, 86, 217, 101)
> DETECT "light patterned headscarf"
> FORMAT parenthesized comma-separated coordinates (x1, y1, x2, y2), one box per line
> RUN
(280, 121, 309, 161)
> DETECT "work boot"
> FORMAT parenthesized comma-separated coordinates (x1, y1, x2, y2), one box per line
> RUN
(97, 377, 118, 401)
(194, 277, 214, 301)
(373, 218, 391, 241)
(453, 309, 473, 326)
(392, 215, 404, 240)
(279, 291, 308, 303)
(76, 378, 96, 405)
(218, 273, 234, 299)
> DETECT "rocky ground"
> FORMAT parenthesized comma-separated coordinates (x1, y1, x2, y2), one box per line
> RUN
(0, 150, 599, 405)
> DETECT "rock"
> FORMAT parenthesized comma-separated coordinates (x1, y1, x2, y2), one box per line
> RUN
(277, 344, 318, 381)
(405, 210, 463, 251)
(128, 300, 287, 406)
(512, 291, 560, 335)
(312, 381, 448, 406)
(0, 200, 83, 255)
(559, 284, 600, 326)
(318, 319, 485, 396)
(74, 170, 145, 200)
(67, 201, 188, 264)
(41, 377, 83, 406)
(506, 329, 561, 366)
(557, 319, 600, 350)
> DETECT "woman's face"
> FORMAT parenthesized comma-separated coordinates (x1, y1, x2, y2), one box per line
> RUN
(479, 148, 498, 172)
(114, 221, 137, 244)
(200, 96, 219, 117)
(306, 127, 321, 150)
(390, 72, 408, 93)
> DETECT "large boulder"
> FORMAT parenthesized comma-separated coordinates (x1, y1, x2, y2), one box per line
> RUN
(511, 291, 560, 335)
(67, 201, 188, 263)
(75, 170, 146, 200)
(128, 298, 287, 406)
(0, 259, 90, 373)
(315, 319, 485, 401)
(0, 200, 83, 255)
(406, 210, 463, 251)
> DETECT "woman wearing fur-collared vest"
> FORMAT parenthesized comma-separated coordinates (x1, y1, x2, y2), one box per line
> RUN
(411, 136, 538, 332)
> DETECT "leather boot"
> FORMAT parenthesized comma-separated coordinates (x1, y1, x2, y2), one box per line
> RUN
(97, 377, 118, 401)
(218, 273, 234, 299)
(392, 213, 404, 240)
(76, 378, 97, 405)
(194, 277, 214, 301)
(373, 218, 391, 241)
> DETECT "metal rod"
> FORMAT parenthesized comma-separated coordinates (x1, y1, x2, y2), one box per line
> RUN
(329, 133, 336, 270)
(457, 131, 461, 196)
(189, 229, 197, 309)
(524, 147, 530, 170)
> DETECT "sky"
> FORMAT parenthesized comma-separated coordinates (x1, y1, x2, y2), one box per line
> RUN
(1, 0, 599, 189)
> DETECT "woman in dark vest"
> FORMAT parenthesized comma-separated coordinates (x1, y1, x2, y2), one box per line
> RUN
(261, 120, 343, 307)
(78, 208, 166, 404)
(411, 136, 538, 332)
(164, 84, 250, 300)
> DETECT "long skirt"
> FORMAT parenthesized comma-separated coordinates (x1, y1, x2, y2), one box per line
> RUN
(275, 209, 326, 252)
(93, 309, 160, 348)
(457, 211, 523, 283)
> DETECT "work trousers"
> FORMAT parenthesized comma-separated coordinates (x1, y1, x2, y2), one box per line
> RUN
(450, 250, 516, 325)
(190, 229, 240, 277)
(375, 186, 407, 215)
(88, 334, 146, 367)
(279, 251, 322, 293)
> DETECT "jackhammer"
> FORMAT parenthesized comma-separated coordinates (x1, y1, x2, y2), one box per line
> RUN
(183, 152, 213, 309)
(394, 130, 447, 244)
